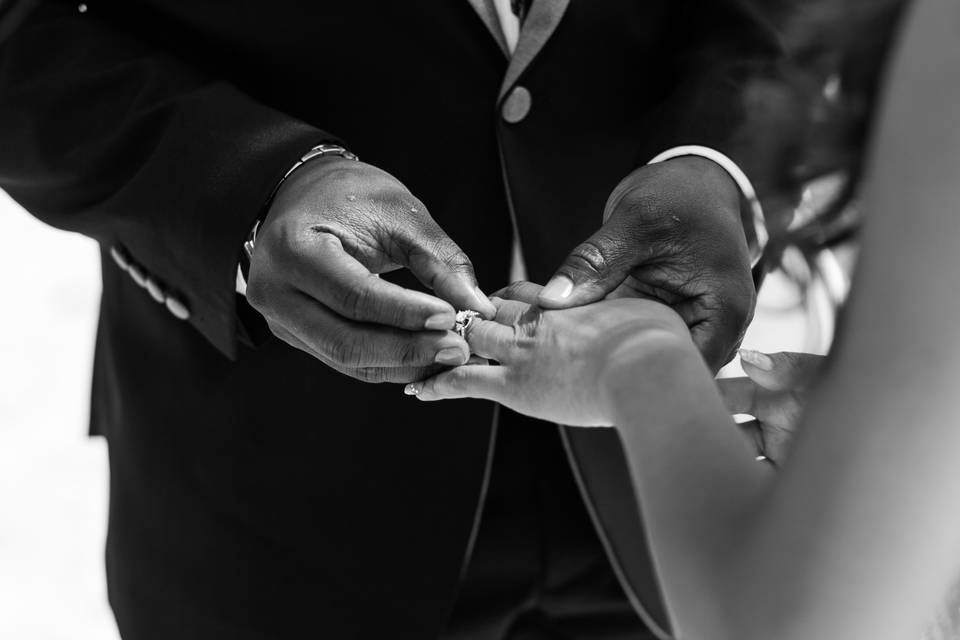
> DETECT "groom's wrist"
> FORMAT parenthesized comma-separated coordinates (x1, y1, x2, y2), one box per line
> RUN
(649, 145, 767, 268)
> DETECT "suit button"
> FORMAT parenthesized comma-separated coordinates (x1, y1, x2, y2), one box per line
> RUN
(109, 245, 130, 271)
(128, 263, 147, 288)
(145, 277, 166, 303)
(165, 296, 190, 320)
(502, 86, 532, 123)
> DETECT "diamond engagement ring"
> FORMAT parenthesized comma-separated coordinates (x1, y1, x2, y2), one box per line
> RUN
(454, 310, 481, 339)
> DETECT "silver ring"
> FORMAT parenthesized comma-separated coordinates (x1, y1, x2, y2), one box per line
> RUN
(454, 310, 481, 339)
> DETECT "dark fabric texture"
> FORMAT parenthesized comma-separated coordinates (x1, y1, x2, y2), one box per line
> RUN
(0, 1, 779, 637)
(442, 413, 656, 640)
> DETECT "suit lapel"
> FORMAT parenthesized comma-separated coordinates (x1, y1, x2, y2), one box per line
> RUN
(467, 0, 670, 633)
(499, 0, 571, 99)
(466, 0, 573, 93)
(561, 427, 674, 637)
(465, 0, 510, 57)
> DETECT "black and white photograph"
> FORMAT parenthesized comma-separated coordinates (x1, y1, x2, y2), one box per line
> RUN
(1, 0, 959, 638)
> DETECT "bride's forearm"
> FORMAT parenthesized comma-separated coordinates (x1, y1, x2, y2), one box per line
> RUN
(602, 336, 771, 639)
(606, 3, 960, 639)
(607, 329, 960, 640)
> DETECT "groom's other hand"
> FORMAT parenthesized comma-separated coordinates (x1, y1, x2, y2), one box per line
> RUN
(537, 157, 755, 371)
(246, 157, 496, 383)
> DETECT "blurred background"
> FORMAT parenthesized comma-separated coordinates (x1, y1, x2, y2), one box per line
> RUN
(0, 187, 835, 639)
(0, 190, 118, 639)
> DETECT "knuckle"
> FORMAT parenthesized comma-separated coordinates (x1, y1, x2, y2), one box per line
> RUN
(428, 239, 473, 273)
(398, 338, 431, 368)
(329, 333, 365, 369)
(566, 240, 612, 279)
(444, 252, 474, 274)
(436, 370, 464, 395)
(338, 284, 369, 320)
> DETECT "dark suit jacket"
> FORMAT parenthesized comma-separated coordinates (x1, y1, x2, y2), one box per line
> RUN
(0, 1, 778, 637)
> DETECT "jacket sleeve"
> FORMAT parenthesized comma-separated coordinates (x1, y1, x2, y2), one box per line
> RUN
(655, 1, 785, 201)
(0, 1, 337, 358)
(625, 0, 782, 256)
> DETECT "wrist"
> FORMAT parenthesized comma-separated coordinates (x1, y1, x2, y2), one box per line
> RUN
(266, 155, 356, 219)
(649, 146, 768, 267)
(669, 155, 743, 221)
(242, 145, 359, 280)
(598, 330, 698, 423)
(266, 144, 359, 219)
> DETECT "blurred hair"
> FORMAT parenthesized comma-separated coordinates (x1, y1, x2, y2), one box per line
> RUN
(745, 0, 909, 283)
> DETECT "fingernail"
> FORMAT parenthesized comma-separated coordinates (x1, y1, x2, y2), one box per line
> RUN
(435, 347, 468, 366)
(740, 349, 774, 371)
(541, 276, 574, 302)
(424, 312, 455, 331)
(404, 383, 421, 396)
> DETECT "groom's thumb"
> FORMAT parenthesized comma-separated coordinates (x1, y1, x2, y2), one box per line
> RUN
(538, 224, 633, 309)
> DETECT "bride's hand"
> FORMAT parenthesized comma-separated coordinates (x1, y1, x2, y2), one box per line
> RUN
(404, 282, 696, 426)
(718, 350, 825, 463)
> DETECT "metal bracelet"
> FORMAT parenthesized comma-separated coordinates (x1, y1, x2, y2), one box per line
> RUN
(244, 144, 359, 261)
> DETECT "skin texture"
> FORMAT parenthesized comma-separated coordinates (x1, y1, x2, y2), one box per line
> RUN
(414, 2, 960, 638)
(410, 281, 690, 426)
(249, 154, 756, 385)
(538, 156, 756, 372)
(720, 351, 826, 463)
(246, 156, 496, 383)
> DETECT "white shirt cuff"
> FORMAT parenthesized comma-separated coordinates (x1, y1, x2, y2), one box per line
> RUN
(236, 265, 247, 295)
(648, 145, 767, 267)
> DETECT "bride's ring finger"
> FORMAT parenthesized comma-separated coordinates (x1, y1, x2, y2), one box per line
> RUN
(490, 297, 533, 326)
(463, 318, 516, 362)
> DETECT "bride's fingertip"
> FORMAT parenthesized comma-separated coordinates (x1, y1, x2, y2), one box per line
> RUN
(404, 382, 422, 396)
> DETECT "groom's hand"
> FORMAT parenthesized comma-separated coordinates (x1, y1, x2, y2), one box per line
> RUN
(246, 157, 496, 383)
(537, 156, 755, 371)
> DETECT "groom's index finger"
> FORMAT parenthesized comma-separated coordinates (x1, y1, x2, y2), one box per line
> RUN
(296, 231, 457, 331)
(392, 215, 497, 319)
